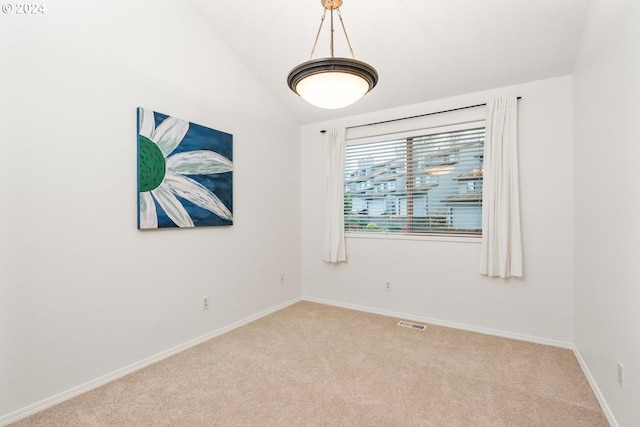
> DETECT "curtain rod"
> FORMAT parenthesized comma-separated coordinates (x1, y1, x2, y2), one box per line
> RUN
(320, 96, 521, 133)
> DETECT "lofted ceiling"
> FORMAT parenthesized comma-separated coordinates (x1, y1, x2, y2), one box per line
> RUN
(189, 0, 591, 125)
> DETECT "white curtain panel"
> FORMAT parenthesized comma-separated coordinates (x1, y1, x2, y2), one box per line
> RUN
(323, 128, 347, 263)
(480, 97, 523, 278)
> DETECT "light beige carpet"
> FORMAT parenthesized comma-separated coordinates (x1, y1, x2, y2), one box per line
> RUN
(13, 301, 608, 426)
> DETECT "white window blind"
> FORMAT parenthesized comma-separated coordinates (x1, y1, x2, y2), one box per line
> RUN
(344, 124, 485, 237)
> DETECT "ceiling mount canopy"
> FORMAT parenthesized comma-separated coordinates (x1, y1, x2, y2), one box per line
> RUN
(287, 0, 378, 110)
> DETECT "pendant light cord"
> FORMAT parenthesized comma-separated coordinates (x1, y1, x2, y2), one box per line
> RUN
(336, 8, 355, 59)
(329, 6, 334, 57)
(309, 3, 355, 60)
(310, 10, 327, 60)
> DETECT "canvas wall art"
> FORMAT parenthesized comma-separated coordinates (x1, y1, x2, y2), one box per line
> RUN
(137, 107, 233, 229)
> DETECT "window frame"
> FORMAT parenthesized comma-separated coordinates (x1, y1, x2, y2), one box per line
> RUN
(344, 118, 486, 241)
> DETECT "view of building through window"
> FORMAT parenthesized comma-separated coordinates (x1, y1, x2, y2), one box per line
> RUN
(344, 127, 485, 236)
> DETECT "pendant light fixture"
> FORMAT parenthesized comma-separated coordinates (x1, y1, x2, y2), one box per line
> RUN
(287, 0, 378, 109)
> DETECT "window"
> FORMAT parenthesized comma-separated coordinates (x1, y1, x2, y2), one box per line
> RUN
(344, 126, 484, 237)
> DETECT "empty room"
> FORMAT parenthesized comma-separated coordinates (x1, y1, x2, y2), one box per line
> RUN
(1, 0, 638, 426)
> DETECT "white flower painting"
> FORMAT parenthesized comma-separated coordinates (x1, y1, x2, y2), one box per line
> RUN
(137, 108, 233, 229)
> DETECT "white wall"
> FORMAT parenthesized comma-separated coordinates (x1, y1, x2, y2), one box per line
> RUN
(301, 76, 574, 344)
(573, 0, 640, 425)
(0, 0, 301, 420)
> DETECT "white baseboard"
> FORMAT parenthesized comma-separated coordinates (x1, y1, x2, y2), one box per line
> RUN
(572, 347, 619, 427)
(0, 297, 302, 426)
(303, 296, 574, 349)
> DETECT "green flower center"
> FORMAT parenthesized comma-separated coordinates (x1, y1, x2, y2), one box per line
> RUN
(138, 135, 166, 192)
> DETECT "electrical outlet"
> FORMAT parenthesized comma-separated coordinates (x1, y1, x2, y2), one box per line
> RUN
(617, 362, 624, 389)
(202, 296, 209, 310)
(385, 281, 392, 291)
(280, 274, 285, 285)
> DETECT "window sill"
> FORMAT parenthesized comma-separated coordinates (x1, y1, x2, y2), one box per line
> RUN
(345, 231, 482, 244)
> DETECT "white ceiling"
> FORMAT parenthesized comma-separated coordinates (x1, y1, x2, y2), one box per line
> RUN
(189, 0, 591, 125)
